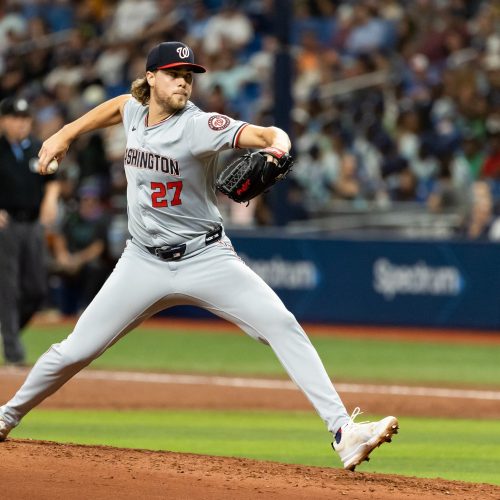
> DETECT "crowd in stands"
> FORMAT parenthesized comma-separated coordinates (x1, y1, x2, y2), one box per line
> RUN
(1, 0, 499, 310)
(287, 0, 500, 235)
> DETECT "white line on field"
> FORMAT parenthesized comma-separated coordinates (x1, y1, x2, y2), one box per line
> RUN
(73, 370, 500, 401)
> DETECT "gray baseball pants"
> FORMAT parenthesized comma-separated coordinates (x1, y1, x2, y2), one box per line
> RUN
(1, 237, 349, 433)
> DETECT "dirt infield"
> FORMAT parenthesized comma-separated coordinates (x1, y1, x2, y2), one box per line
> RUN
(1, 366, 500, 499)
(2, 439, 499, 500)
(1, 319, 499, 499)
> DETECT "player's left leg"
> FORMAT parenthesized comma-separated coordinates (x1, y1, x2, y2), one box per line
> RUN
(176, 239, 350, 434)
(175, 238, 398, 469)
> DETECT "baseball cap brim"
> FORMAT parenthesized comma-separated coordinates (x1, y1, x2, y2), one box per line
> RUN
(0, 97, 32, 117)
(157, 62, 206, 73)
(2, 110, 31, 117)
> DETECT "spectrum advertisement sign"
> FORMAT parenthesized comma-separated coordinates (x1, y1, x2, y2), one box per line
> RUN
(230, 234, 500, 330)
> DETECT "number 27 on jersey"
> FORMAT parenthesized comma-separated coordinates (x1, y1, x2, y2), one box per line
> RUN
(150, 181, 183, 207)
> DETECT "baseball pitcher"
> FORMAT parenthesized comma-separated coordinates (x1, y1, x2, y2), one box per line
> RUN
(0, 42, 398, 470)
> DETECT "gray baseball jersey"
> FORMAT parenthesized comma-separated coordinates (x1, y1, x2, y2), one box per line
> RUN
(122, 98, 247, 246)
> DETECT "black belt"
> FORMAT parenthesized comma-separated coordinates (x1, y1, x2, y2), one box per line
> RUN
(146, 225, 223, 261)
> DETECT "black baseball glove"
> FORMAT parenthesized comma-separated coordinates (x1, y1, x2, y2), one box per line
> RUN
(216, 147, 294, 203)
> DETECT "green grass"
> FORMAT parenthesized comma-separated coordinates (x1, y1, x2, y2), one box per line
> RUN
(11, 325, 500, 486)
(10, 409, 500, 486)
(22, 324, 500, 387)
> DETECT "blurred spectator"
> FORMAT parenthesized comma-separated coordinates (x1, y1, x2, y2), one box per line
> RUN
(202, 1, 254, 56)
(107, 0, 159, 42)
(198, 49, 256, 117)
(427, 154, 468, 214)
(31, 91, 66, 141)
(185, 1, 211, 44)
(334, 153, 362, 202)
(451, 129, 486, 181)
(458, 180, 499, 240)
(44, 0, 75, 32)
(488, 216, 500, 241)
(293, 30, 323, 101)
(292, 0, 337, 47)
(388, 167, 419, 203)
(344, 3, 395, 55)
(50, 181, 112, 315)
(480, 115, 500, 179)
(1, 0, 499, 233)
(0, 4, 27, 73)
(292, 144, 338, 212)
(402, 53, 437, 105)
(94, 43, 130, 97)
(410, 143, 439, 187)
(73, 133, 111, 196)
(44, 47, 84, 94)
(352, 129, 387, 204)
(396, 107, 422, 165)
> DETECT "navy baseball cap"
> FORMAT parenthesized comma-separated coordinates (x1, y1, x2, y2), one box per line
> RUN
(146, 42, 206, 73)
(0, 97, 31, 117)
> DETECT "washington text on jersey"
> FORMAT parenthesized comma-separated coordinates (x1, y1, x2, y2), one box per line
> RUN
(124, 147, 180, 176)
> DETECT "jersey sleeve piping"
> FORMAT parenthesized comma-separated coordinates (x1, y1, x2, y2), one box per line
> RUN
(232, 123, 249, 149)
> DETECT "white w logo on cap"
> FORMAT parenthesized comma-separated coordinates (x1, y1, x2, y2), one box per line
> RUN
(176, 47, 190, 59)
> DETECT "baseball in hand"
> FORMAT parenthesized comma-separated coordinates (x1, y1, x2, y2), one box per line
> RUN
(46, 158, 59, 174)
(29, 158, 59, 174)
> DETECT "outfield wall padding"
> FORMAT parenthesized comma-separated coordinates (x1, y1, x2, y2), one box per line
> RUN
(225, 233, 500, 330)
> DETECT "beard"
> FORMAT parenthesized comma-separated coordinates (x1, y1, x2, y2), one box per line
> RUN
(152, 86, 189, 114)
(165, 93, 188, 111)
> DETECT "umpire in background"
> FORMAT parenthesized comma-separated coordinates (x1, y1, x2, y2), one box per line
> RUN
(0, 97, 60, 366)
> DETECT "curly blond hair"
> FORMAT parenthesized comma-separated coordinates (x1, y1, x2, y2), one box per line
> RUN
(130, 76, 150, 105)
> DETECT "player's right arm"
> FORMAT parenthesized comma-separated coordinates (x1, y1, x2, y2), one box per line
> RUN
(38, 94, 131, 174)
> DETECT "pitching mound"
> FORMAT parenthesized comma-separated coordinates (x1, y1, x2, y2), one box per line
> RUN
(2, 439, 499, 500)
(1, 365, 500, 498)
